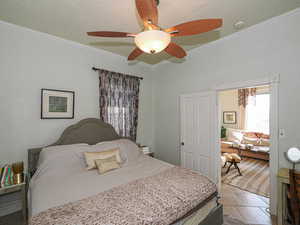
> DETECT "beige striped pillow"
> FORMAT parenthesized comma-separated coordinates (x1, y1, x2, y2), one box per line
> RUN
(84, 148, 121, 170)
(95, 155, 120, 174)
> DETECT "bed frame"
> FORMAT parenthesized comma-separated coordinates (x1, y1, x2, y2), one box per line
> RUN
(28, 118, 120, 178)
(27, 118, 223, 225)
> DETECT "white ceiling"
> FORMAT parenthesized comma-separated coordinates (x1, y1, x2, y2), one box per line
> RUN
(1, 0, 299, 65)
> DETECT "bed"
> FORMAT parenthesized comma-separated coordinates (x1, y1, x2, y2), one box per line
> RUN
(28, 118, 223, 225)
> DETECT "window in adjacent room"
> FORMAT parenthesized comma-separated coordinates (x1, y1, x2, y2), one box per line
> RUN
(245, 93, 270, 134)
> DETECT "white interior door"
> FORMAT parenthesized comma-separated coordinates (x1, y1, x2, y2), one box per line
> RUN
(180, 92, 217, 183)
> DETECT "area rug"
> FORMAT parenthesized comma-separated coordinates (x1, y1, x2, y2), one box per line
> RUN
(221, 157, 270, 197)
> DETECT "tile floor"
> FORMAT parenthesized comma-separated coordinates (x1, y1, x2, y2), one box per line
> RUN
(221, 184, 277, 225)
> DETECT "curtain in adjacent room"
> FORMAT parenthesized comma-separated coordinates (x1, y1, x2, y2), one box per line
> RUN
(98, 69, 140, 140)
(238, 88, 256, 129)
(238, 88, 256, 108)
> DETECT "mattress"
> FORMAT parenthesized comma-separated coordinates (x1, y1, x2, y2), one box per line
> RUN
(29, 140, 217, 224)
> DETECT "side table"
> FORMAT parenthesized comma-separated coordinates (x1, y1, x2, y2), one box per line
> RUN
(0, 176, 27, 224)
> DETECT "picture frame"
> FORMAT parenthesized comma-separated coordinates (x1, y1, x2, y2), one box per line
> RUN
(41, 89, 75, 119)
(223, 111, 237, 124)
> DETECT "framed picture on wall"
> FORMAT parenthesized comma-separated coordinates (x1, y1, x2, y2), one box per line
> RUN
(41, 89, 75, 119)
(223, 111, 237, 124)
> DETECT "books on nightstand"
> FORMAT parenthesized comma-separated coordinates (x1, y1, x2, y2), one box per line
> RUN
(0, 164, 14, 188)
(140, 146, 150, 154)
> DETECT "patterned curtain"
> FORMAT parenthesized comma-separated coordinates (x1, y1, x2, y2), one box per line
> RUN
(238, 88, 256, 130)
(238, 88, 256, 108)
(98, 69, 140, 140)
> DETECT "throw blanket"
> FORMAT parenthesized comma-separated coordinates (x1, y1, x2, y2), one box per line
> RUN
(30, 167, 217, 225)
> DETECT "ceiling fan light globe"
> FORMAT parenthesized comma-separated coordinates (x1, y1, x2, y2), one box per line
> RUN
(134, 30, 171, 54)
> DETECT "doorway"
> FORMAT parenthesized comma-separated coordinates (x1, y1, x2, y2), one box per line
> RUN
(218, 85, 273, 224)
(220, 85, 270, 196)
(214, 76, 279, 217)
(179, 76, 279, 218)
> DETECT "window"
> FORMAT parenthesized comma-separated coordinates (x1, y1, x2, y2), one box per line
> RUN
(107, 106, 129, 136)
(245, 94, 270, 134)
(98, 69, 140, 140)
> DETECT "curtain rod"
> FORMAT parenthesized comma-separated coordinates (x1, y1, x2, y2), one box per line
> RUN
(92, 67, 143, 80)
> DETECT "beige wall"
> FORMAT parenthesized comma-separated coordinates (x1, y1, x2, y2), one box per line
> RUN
(219, 86, 270, 130)
(219, 89, 240, 129)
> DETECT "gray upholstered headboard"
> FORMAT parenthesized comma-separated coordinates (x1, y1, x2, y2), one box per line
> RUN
(28, 118, 121, 178)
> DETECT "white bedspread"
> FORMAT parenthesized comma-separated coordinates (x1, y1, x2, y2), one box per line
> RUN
(29, 140, 173, 217)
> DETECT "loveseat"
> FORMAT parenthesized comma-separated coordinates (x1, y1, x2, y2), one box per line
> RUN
(221, 128, 270, 161)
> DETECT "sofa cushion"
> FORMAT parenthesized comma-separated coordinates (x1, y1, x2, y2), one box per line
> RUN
(227, 128, 244, 142)
(242, 136, 259, 145)
(244, 132, 258, 138)
(257, 138, 270, 146)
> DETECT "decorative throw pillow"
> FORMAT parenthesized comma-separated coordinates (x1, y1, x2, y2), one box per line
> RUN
(242, 136, 259, 145)
(243, 132, 258, 138)
(261, 134, 270, 139)
(257, 138, 270, 146)
(84, 148, 122, 170)
(95, 156, 120, 174)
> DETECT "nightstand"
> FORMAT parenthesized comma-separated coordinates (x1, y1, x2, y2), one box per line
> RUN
(0, 175, 27, 224)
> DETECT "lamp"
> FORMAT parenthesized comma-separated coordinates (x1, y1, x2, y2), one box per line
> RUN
(285, 147, 300, 170)
(134, 30, 171, 54)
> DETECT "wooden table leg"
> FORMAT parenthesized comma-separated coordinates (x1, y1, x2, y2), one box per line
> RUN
(226, 162, 233, 174)
(233, 162, 242, 176)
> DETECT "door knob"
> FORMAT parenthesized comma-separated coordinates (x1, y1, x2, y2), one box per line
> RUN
(181, 142, 184, 146)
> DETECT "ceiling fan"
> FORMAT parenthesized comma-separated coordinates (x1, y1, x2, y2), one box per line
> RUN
(87, 0, 223, 61)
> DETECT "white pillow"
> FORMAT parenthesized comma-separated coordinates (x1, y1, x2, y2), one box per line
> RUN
(85, 140, 127, 163)
(242, 136, 259, 145)
(38, 143, 89, 166)
(94, 139, 142, 164)
(227, 129, 244, 142)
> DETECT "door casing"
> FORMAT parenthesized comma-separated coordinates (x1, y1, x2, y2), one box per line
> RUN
(179, 75, 279, 215)
(213, 75, 279, 215)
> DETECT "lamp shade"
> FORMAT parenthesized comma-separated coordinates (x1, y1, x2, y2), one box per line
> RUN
(285, 147, 300, 163)
(134, 30, 171, 54)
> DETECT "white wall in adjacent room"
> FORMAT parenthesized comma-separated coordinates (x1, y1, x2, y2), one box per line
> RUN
(152, 8, 300, 168)
(0, 21, 154, 166)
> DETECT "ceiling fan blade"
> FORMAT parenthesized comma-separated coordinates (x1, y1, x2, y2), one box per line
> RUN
(135, 0, 158, 26)
(164, 42, 187, 58)
(165, 19, 222, 36)
(87, 31, 134, 38)
(128, 47, 144, 60)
